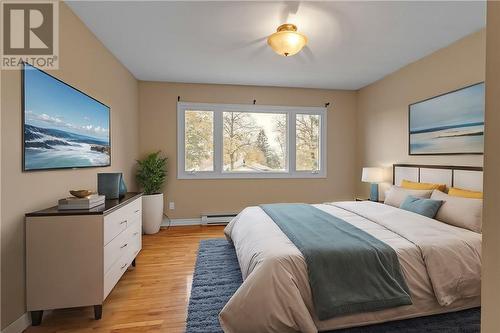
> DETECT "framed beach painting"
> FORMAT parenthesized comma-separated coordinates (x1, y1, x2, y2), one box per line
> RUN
(409, 82, 485, 155)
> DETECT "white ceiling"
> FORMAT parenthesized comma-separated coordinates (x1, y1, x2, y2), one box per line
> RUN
(67, 1, 486, 90)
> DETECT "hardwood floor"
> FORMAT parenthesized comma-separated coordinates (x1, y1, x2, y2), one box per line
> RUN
(25, 226, 226, 333)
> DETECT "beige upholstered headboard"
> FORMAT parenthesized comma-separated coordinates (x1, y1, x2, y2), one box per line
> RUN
(393, 164, 484, 192)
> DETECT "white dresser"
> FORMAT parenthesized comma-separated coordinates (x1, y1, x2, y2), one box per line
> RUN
(25, 192, 143, 326)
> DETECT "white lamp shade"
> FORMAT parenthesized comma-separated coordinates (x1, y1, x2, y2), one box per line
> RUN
(361, 167, 385, 183)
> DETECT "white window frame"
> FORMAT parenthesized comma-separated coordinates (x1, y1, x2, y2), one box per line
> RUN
(177, 102, 327, 179)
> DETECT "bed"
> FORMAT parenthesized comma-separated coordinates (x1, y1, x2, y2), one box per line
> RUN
(219, 164, 483, 333)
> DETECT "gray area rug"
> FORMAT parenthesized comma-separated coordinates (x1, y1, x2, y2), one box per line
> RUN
(186, 238, 480, 333)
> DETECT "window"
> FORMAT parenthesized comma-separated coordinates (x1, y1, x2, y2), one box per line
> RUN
(178, 102, 326, 179)
(184, 111, 214, 171)
(223, 112, 286, 173)
(296, 114, 320, 171)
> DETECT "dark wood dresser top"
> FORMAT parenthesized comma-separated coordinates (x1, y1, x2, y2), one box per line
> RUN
(26, 192, 143, 218)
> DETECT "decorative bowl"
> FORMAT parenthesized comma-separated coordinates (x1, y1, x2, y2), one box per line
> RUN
(70, 190, 93, 198)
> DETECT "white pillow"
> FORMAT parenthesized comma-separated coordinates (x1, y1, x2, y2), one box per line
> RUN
(384, 186, 433, 208)
(431, 190, 482, 233)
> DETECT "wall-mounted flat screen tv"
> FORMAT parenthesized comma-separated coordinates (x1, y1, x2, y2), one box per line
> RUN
(22, 63, 111, 171)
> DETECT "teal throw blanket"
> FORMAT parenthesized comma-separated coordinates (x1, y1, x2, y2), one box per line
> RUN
(260, 203, 412, 320)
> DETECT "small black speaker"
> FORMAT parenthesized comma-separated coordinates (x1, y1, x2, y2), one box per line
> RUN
(97, 173, 127, 199)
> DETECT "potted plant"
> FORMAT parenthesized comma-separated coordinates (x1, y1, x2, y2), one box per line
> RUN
(136, 151, 167, 234)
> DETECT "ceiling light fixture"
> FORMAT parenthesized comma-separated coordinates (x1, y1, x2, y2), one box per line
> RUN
(267, 23, 307, 57)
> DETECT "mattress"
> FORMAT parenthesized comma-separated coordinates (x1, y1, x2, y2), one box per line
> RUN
(220, 201, 481, 333)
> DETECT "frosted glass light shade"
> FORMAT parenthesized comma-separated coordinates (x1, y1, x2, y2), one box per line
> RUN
(267, 24, 307, 57)
(361, 167, 385, 183)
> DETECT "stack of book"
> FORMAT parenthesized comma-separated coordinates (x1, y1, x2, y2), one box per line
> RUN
(58, 194, 106, 210)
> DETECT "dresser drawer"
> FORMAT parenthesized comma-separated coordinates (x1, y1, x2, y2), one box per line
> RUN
(127, 221, 142, 260)
(103, 198, 141, 245)
(127, 198, 142, 222)
(103, 252, 131, 299)
(103, 228, 130, 274)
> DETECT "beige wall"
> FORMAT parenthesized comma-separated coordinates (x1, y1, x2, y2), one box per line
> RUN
(0, 2, 490, 329)
(356, 30, 485, 197)
(481, 2, 500, 332)
(0, 31, 2, 329)
(0, 3, 139, 329)
(139, 82, 358, 219)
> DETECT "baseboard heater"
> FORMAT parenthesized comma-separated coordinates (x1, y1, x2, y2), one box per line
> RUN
(201, 212, 238, 225)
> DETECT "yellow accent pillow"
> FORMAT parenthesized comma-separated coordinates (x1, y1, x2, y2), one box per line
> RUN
(401, 179, 447, 192)
(448, 187, 483, 199)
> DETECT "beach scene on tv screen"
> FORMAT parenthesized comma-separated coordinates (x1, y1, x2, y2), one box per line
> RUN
(409, 83, 484, 155)
(24, 65, 110, 170)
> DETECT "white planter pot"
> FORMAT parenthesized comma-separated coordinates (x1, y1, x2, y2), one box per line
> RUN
(142, 193, 164, 234)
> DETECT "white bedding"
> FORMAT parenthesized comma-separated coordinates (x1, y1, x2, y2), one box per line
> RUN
(220, 201, 481, 333)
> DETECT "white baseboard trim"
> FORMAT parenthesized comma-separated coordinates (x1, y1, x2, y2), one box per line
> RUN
(2, 313, 30, 333)
(161, 217, 202, 227)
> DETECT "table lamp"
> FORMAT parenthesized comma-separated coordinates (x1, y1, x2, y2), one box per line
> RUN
(361, 167, 385, 202)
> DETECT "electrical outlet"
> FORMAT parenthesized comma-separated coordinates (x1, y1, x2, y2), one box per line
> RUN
(169, 201, 175, 210)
